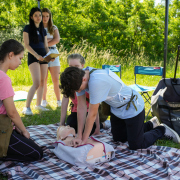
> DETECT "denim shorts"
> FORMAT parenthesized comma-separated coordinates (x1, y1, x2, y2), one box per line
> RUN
(48, 47, 60, 67)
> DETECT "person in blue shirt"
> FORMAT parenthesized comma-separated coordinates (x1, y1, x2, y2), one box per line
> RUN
(60, 66, 180, 150)
(22, 7, 51, 115)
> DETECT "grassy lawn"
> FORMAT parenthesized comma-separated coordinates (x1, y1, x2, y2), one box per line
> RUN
(14, 85, 62, 127)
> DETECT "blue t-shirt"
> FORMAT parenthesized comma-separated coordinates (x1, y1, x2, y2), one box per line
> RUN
(23, 25, 47, 49)
(77, 67, 144, 119)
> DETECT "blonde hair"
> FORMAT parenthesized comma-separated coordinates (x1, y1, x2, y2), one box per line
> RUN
(67, 54, 85, 65)
(42, 8, 54, 35)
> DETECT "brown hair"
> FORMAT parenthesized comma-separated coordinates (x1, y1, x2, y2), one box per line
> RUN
(0, 39, 24, 63)
(42, 8, 54, 35)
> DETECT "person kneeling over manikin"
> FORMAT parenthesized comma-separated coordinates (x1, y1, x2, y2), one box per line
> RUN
(52, 125, 115, 168)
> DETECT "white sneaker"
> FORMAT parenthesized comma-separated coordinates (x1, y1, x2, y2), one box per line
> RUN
(161, 123, 180, 143)
(41, 100, 48, 107)
(35, 105, 49, 111)
(102, 120, 111, 130)
(57, 100, 62, 107)
(22, 107, 33, 115)
(149, 116, 160, 128)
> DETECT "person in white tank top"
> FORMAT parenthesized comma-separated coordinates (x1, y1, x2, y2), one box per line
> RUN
(42, 8, 61, 107)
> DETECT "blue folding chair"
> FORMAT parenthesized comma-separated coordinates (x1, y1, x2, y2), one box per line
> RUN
(129, 66, 164, 118)
(102, 64, 121, 78)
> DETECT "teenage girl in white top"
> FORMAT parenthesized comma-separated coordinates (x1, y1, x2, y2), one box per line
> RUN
(42, 8, 61, 107)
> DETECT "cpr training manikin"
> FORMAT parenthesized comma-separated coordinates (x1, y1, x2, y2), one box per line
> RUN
(52, 126, 115, 168)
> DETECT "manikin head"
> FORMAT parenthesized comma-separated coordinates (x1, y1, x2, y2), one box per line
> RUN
(57, 125, 76, 140)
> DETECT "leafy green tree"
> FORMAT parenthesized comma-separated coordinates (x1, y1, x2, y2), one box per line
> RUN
(0, 0, 179, 61)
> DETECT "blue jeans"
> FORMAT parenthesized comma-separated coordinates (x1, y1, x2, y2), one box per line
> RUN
(110, 109, 165, 150)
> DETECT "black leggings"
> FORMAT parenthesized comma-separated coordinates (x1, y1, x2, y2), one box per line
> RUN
(66, 112, 103, 135)
(110, 109, 165, 150)
(0, 130, 43, 162)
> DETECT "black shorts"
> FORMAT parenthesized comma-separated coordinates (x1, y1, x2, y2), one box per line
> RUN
(28, 48, 48, 66)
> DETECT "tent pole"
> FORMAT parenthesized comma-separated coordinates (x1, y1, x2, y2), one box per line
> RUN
(36, 0, 41, 8)
(163, 0, 169, 78)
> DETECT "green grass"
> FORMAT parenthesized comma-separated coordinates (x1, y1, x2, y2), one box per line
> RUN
(1, 44, 180, 179)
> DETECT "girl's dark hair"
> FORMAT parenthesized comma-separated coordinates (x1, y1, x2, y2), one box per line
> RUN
(42, 8, 54, 35)
(29, 7, 44, 44)
(0, 39, 24, 63)
(60, 67, 85, 98)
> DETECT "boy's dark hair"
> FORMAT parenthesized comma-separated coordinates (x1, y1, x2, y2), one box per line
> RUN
(0, 39, 24, 63)
(29, 7, 44, 44)
(60, 67, 85, 98)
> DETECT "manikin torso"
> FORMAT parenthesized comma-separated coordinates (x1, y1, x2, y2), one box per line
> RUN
(56, 126, 113, 164)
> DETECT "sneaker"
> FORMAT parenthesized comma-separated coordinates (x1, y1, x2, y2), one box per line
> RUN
(22, 107, 33, 115)
(161, 123, 180, 143)
(57, 100, 62, 107)
(149, 116, 160, 128)
(35, 105, 49, 111)
(102, 120, 111, 130)
(41, 100, 48, 107)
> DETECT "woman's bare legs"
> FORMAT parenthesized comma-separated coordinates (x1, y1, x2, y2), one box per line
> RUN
(42, 69, 48, 101)
(26, 62, 41, 108)
(42, 66, 61, 102)
(49, 66, 61, 101)
(36, 64, 48, 106)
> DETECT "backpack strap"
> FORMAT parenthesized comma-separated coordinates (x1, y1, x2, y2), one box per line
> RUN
(89, 68, 98, 75)
(117, 91, 138, 111)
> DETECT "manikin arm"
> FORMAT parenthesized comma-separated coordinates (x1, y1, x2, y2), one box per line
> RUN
(60, 96, 69, 126)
